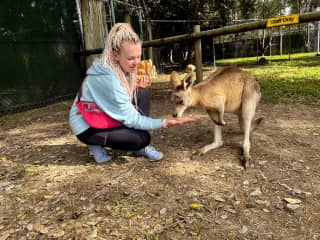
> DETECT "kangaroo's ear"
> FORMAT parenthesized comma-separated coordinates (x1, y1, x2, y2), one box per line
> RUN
(185, 64, 196, 73)
(170, 71, 181, 88)
(182, 73, 195, 90)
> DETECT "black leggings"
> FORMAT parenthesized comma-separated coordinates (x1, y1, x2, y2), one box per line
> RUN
(76, 88, 151, 151)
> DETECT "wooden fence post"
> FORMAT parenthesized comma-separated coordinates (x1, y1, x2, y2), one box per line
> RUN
(80, 0, 107, 69)
(193, 25, 203, 83)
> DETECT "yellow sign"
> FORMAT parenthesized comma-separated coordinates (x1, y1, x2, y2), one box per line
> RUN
(267, 14, 299, 28)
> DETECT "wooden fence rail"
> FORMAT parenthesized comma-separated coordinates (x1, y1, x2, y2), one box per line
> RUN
(77, 11, 320, 56)
(142, 11, 320, 48)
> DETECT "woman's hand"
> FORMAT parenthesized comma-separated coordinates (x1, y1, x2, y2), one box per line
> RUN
(136, 74, 152, 88)
(162, 117, 194, 128)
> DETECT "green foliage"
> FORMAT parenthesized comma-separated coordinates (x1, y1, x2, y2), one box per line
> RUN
(216, 52, 320, 104)
(239, 0, 256, 19)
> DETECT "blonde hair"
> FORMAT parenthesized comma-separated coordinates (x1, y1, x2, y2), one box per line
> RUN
(101, 23, 141, 98)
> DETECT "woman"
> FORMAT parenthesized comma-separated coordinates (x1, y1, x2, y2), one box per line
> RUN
(69, 23, 193, 163)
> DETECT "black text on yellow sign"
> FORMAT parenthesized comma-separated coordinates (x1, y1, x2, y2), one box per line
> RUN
(267, 14, 300, 28)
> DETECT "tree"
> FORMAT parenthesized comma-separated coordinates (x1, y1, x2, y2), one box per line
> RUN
(138, 0, 153, 60)
(239, 0, 257, 20)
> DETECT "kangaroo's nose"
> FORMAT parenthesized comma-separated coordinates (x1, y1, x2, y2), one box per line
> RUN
(172, 112, 177, 118)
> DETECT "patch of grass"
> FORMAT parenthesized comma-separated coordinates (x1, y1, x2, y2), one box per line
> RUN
(215, 52, 320, 104)
(216, 52, 317, 66)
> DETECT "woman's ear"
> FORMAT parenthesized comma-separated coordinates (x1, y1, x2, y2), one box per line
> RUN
(112, 51, 120, 62)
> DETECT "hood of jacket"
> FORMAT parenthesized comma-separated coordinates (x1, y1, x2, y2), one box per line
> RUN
(86, 59, 112, 76)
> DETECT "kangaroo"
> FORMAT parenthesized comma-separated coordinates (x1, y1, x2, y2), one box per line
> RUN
(170, 66, 263, 168)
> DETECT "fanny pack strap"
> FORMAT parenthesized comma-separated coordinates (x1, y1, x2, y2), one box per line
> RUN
(77, 82, 84, 103)
(76, 83, 100, 111)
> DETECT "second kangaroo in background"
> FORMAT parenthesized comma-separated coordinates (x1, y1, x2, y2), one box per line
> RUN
(170, 66, 263, 168)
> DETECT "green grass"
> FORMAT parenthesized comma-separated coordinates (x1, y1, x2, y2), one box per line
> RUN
(215, 52, 320, 104)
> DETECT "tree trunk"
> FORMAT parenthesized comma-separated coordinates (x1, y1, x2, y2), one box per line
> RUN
(139, 0, 153, 61)
(80, 0, 107, 69)
(123, 0, 131, 24)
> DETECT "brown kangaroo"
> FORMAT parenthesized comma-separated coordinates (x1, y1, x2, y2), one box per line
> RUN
(170, 66, 263, 168)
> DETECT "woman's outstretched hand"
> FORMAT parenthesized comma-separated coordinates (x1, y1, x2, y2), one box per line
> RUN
(163, 117, 194, 128)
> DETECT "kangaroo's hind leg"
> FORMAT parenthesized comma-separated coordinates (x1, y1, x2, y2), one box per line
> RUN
(199, 110, 224, 155)
(240, 93, 259, 168)
(216, 96, 226, 125)
(238, 113, 264, 133)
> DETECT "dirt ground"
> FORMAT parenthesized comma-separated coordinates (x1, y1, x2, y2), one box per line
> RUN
(1, 73, 320, 240)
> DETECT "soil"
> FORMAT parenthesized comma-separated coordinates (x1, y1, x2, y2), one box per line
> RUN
(0, 72, 320, 240)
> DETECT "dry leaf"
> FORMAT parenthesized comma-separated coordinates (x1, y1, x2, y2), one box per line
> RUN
(283, 198, 302, 204)
(0, 229, 14, 240)
(49, 229, 65, 238)
(43, 195, 53, 200)
(194, 224, 201, 234)
(159, 208, 167, 215)
(239, 225, 248, 234)
(190, 203, 202, 210)
(214, 196, 225, 202)
(286, 204, 300, 210)
(25, 166, 36, 172)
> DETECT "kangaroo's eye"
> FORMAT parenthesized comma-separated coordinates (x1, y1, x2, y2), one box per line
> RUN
(173, 95, 183, 105)
(177, 100, 184, 105)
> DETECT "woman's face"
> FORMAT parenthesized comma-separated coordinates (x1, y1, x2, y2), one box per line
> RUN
(114, 41, 142, 73)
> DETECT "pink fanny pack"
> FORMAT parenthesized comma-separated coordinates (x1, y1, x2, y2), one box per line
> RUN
(76, 84, 122, 129)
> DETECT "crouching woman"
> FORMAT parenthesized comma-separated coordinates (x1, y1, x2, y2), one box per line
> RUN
(69, 23, 193, 163)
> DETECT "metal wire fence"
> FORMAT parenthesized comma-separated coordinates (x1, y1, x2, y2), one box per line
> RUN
(143, 22, 320, 73)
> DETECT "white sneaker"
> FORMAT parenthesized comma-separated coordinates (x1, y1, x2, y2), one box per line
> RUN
(88, 145, 111, 163)
(134, 145, 163, 162)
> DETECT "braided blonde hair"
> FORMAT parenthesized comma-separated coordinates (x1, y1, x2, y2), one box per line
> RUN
(101, 23, 141, 99)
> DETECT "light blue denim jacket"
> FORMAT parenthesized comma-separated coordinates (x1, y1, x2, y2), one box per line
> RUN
(69, 60, 162, 136)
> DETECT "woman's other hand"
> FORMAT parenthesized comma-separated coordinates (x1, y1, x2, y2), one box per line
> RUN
(136, 74, 152, 88)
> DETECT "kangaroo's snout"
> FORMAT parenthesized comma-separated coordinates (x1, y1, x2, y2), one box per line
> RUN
(172, 112, 178, 118)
